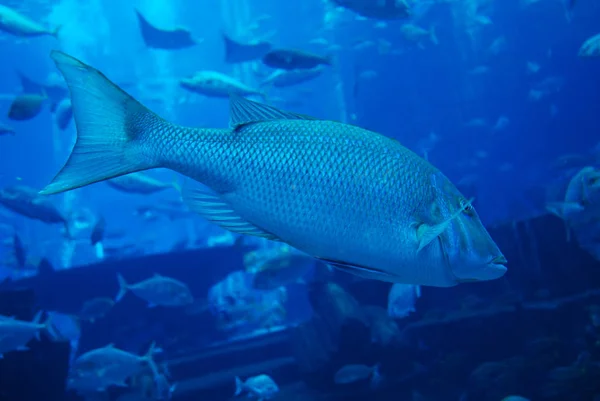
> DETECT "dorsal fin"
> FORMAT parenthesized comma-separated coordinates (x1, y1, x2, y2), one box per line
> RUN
(229, 94, 316, 129)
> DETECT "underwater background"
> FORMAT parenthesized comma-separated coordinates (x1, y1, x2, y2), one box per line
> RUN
(1, 0, 600, 400)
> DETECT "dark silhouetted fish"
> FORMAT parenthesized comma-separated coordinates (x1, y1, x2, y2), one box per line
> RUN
(262, 49, 331, 70)
(223, 33, 272, 63)
(135, 9, 198, 50)
(7, 94, 46, 121)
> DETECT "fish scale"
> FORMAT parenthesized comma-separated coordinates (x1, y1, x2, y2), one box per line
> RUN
(40, 51, 507, 288)
(150, 118, 437, 271)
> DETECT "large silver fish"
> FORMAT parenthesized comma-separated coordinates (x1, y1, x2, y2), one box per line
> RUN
(40, 51, 507, 287)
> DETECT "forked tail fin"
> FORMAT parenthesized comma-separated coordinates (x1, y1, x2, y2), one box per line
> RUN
(40, 51, 164, 196)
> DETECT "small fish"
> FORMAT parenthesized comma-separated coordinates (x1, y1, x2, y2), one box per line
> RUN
(0, 5, 61, 38)
(135, 9, 198, 50)
(45, 311, 81, 363)
(262, 49, 331, 70)
(0, 311, 56, 357)
(39, 51, 507, 288)
(473, 14, 492, 25)
(493, 116, 510, 132)
(387, 283, 420, 318)
(180, 71, 265, 99)
(501, 397, 530, 401)
(334, 364, 381, 387)
(106, 172, 176, 194)
(331, 0, 411, 19)
(73, 342, 161, 385)
(0, 123, 15, 136)
(234, 374, 279, 400)
(565, 166, 600, 205)
(7, 94, 46, 121)
(579, 33, 600, 57)
(80, 297, 115, 323)
(526, 61, 540, 74)
(400, 24, 438, 45)
(116, 273, 194, 307)
(222, 33, 272, 63)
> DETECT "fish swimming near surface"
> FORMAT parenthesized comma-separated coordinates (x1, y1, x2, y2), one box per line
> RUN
(0, 5, 61, 38)
(331, 0, 412, 20)
(134, 9, 198, 50)
(39, 51, 507, 288)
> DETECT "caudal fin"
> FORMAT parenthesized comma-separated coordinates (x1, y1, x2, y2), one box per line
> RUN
(142, 342, 163, 383)
(39, 51, 162, 196)
(234, 376, 244, 396)
(116, 273, 129, 302)
(51, 25, 63, 39)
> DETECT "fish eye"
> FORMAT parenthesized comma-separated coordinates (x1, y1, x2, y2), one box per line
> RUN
(460, 198, 474, 215)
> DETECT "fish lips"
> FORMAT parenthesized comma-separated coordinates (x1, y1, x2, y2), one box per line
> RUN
(483, 255, 508, 279)
(452, 255, 508, 283)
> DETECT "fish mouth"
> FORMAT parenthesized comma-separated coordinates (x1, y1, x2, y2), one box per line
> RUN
(488, 255, 508, 272)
